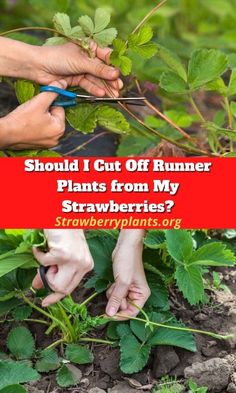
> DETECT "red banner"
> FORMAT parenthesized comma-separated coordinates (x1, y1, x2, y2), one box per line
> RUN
(0, 157, 235, 229)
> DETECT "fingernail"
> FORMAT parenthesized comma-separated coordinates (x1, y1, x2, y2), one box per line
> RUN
(111, 69, 119, 78)
(107, 306, 117, 316)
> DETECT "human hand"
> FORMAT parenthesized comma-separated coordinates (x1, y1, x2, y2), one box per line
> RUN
(32, 229, 94, 307)
(106, 230, 150, 319)
(0, 80, 67, 150)
(36, 41, 123, 97)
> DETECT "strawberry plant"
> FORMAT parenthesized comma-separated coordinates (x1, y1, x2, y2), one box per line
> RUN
(0, 229, 235, 389)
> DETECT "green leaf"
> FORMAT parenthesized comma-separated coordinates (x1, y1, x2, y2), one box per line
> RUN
(12, 305, 32, 321)
(129, 26, 153, 46)
(53, 13, 71, 35)
(160, 72, 188, 94)
(0, 253, 37, 278)
(188, 49, 228, 90)
(165, 230, 193, 263)
(205, 122, 236, 141)
(44, 37, 66, 46)
(35, 349, 60, 372)
(0, 360, 39, 389)
(87, 235, 115, 281)
(231, 101, 236, 118)
(130, 42, 157, 59)
(15, 81, 35, 104)
(0, 298, 21, 317)
(23, 229, 46, 248)
(146, 274, 169, 309)
(228, 69, 236, 96)
(175, 265, 204, 305)
(190, 242, 235, 266)
(119, 334, 151, 374)
(107, 322, 120, 340)
(94, 8, 111, 33)
(67, 105, 129, 134)
(116, 323, 132, 338)
(206, 77, 227, 96)
(110, 39, 131, 75)
(16, 268, 36, 291)
(66, 104, 97, 133)
(0, 271, 18, 299)
(117, 132, 154, 156)
(5, 230, 25, 237)
(66, 344, 93, 364)
(117, 56, 132, 76)
(157, 45, 187, 81)
(7, 327, 35, 360)
(78, 15, 95, 35)
(97, 106, 130, 134)
(144, 230, 166, 249)
(56, 364, 82, 388)
(148, 319, 196, 352)
(112, 38, 127, 56)
(0, 230, 22, 253)
(228, 53, 236, 69)
(0, 386, 26, 393)
(69, 26, 83, 40)
(164, 110, 195, 128)
(93, 28, 117, 47)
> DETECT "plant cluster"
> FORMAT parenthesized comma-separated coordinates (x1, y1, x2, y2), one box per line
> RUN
(0, 229, 235, 390)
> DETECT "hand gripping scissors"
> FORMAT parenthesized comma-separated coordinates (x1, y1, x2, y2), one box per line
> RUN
(40, 85, 146, 107)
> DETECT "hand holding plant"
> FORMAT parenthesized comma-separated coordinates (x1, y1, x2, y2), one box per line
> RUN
(36, 41, 122, 97)
(106, 229, 151, 318)
(32, 229, 94, 306)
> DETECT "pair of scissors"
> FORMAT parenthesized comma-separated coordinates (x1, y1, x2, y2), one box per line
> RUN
(40, 85, 146, 107)
(39, 265, 52, 292)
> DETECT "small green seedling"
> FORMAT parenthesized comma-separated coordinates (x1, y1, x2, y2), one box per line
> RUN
(188, 379, 208, 393)
(152, 376, 185, 393)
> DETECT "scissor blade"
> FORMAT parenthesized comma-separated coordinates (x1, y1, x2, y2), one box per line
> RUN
(76, 94, 146, 102)
(90, 97, 146, 102)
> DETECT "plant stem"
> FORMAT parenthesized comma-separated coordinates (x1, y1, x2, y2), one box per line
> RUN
(144, 98, 193, 140)
(20, 292, 66, 331)
(119, 100, 211, 155)
(57, 303, 76, 341)
(103, 80, 211, 155)
(79, 292, 98, 308)
(135, 79, 193, 141)
(79, 337, 115, 345)
(224, 97, 233, 129)
(0, 318, 49, 325)
(45, 338, 64, 350)
(189, 95, 206, 123)
(0, 27, 89, 53)
(117, 314, 233, 340)
(131, 0, 168, 35)
(64, 132, 107, 156)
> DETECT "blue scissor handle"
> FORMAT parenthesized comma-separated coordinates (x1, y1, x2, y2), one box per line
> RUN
(40, 85, 77, 107)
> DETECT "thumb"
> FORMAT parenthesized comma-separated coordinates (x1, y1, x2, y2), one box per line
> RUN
(32, 80, 67, 111)
(106, 281, 129, 317)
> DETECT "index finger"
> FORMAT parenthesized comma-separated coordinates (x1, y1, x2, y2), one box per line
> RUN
(96, 46, 112, 65)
